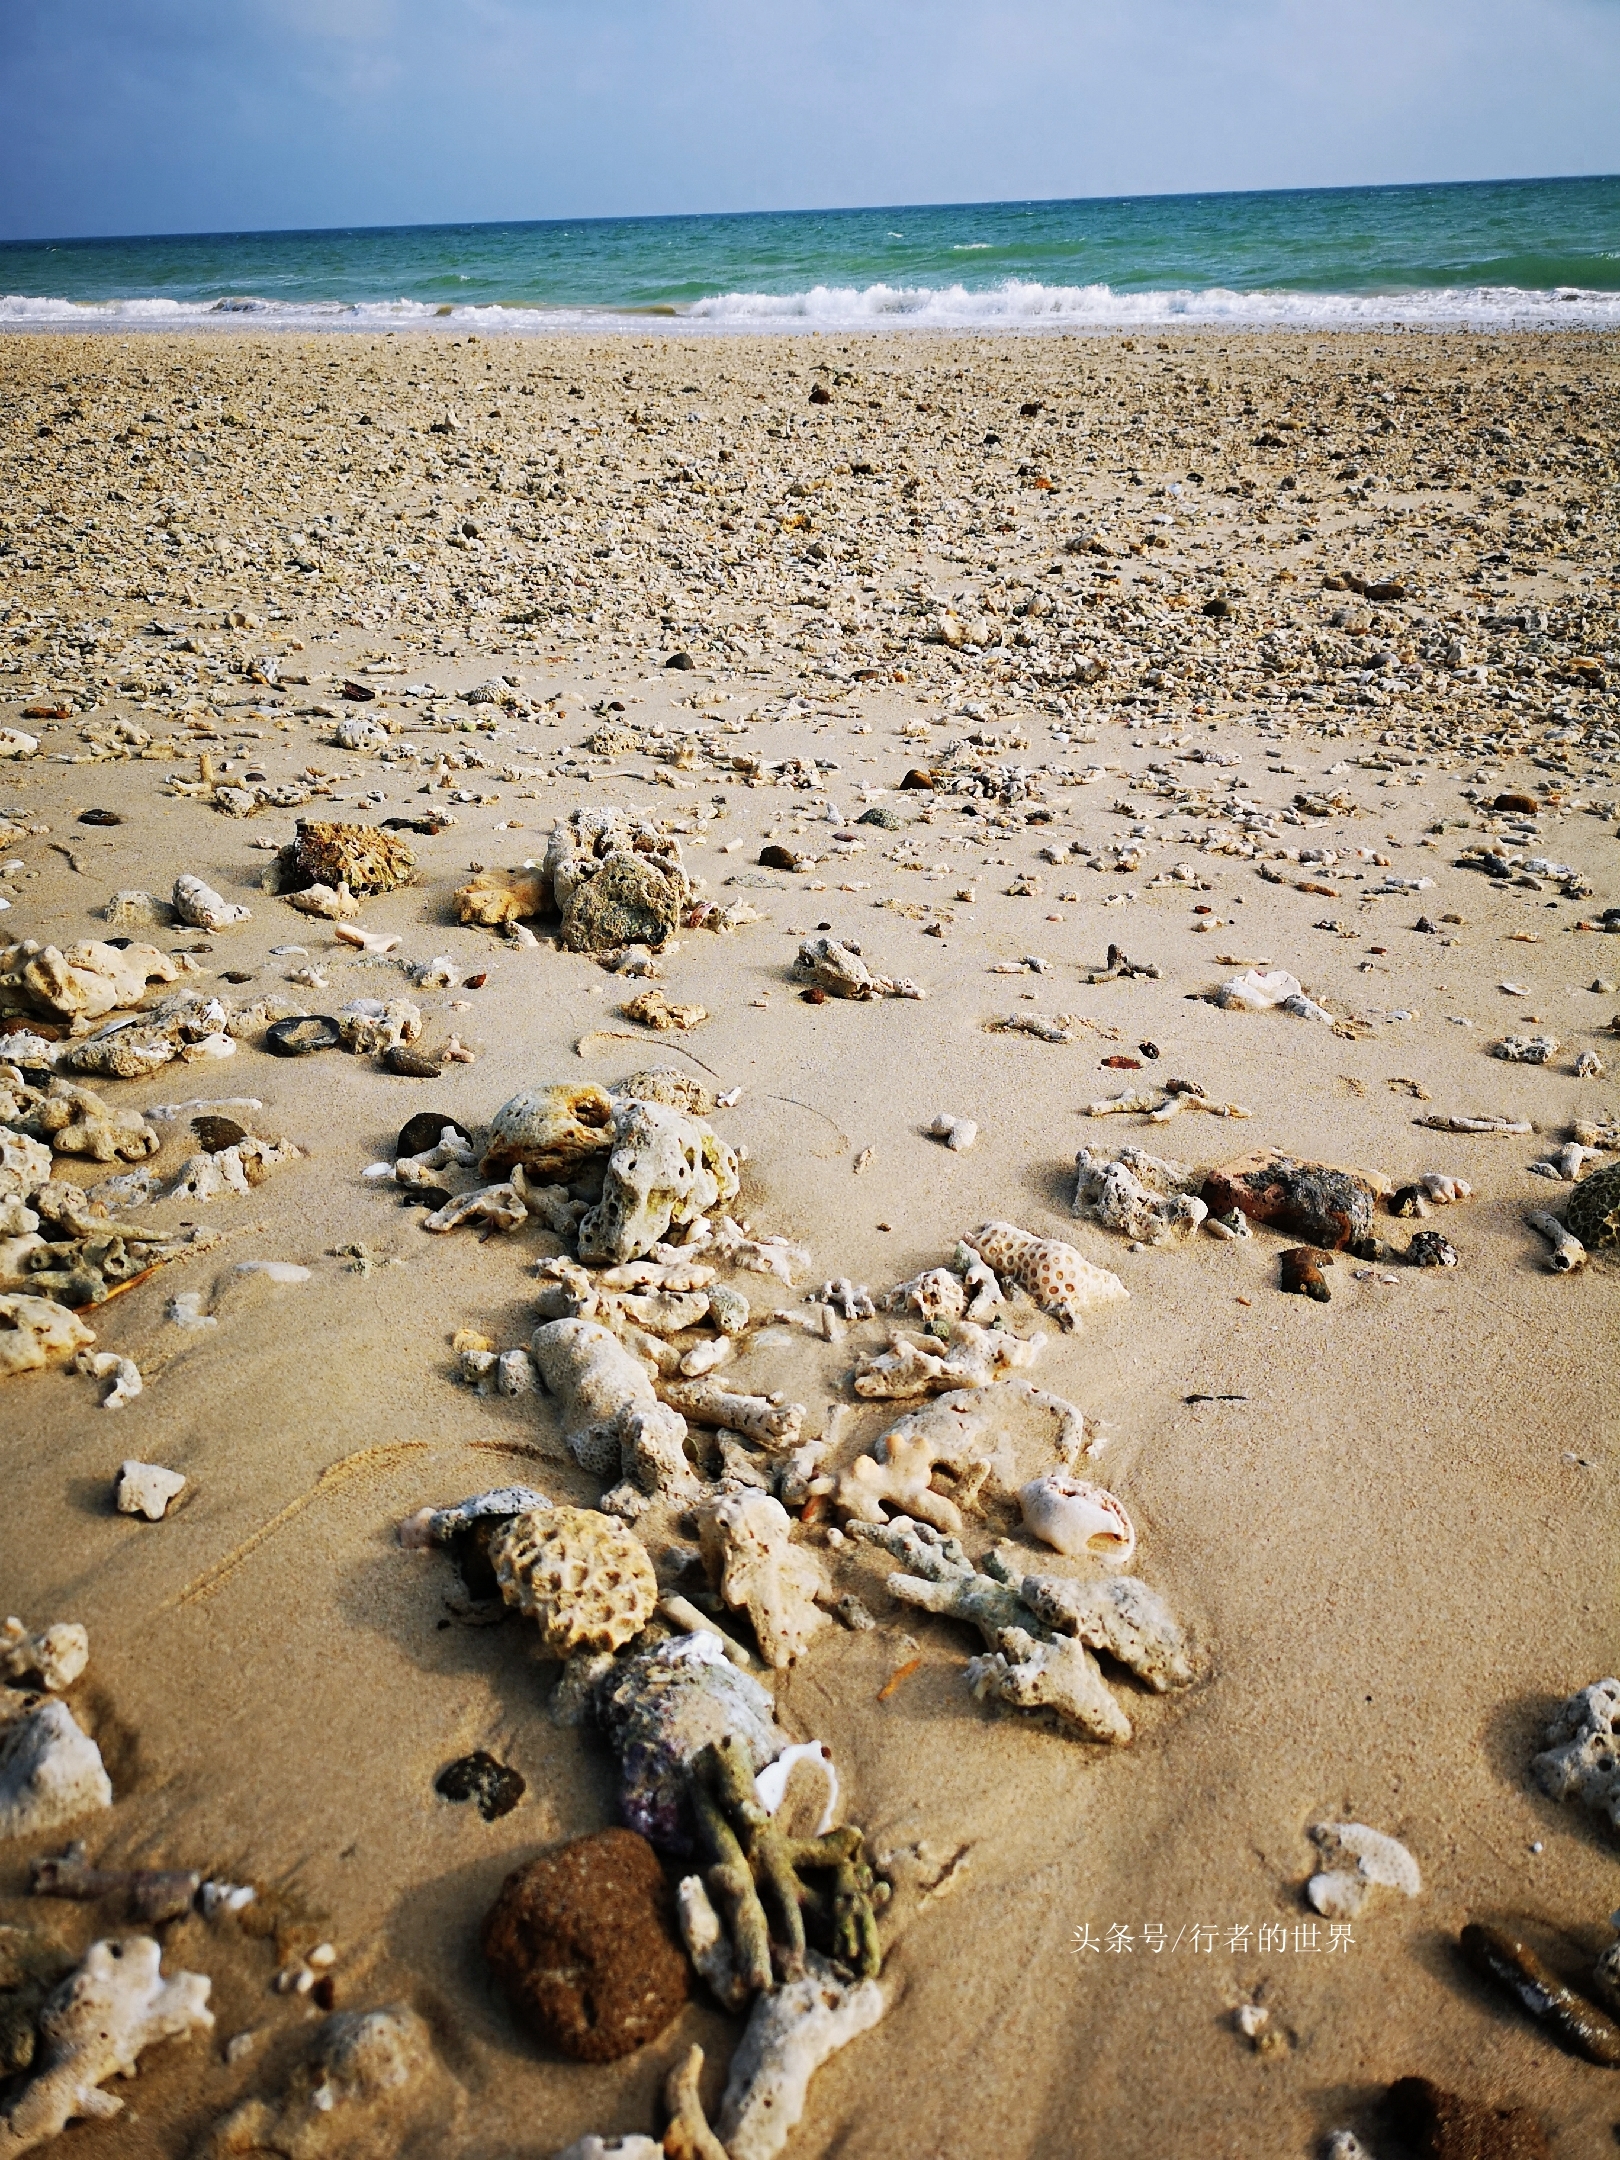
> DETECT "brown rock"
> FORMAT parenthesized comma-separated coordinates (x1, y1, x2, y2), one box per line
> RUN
(1384, 2075, 1551, 2160)
(481, 1828, 688, 2062)
(1279, 1247, 1331, 1301)
(1492, 791, 1539, 814)
(288, 819, 416, 896)
(1201, 1150, 1376, 1251)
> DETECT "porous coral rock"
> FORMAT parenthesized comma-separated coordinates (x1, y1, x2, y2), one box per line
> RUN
(962, 1222, 1129, 1330)
(576, 1098, 739, 1266)
(283, 881, 359, 921)
(0, 1936, 211, 2158)
(965, 1627, 1134, 1744)
(0, 1622, 88, 1694)
(0, 1297, 95, 1380)
(532, 1317, 697, 1501)
(1566, 1161, 1620, 1253)
(160, 1134, 302, 1204)
(1072, 1145, 1209, 1247)
(336, 998, 420, 1055)
(1532, 1678, 1620, 1829)
(422, 1181, 528, 1235)
(16, 1080, 160, 1163)
(481, 1829, 688, 2063)
(480, 1082, 615, 1180)
(0, 1699, 112, 1844)
(0, 1927, 76, 2079)
(698, 1491, 828, 1669)
(198, 2003, 435, 2160)
(882, 1267, 966, 1321)
(172, 873, 251, 931)
(1018, 1572, 1196, 1692)
(453, 866, 546, 926)
(0, 939, 184, 1026)
(490, 1506, 658, 1656)
(792, 936, 923, 1001)
(716, 1953, 886, 2160)
(546, 808, 689, 953)
(0, 1135, 52, 1207)
(285, 820, 416, 896)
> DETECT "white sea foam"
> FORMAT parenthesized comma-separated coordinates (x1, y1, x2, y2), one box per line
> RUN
(2, 277, 1617, 335)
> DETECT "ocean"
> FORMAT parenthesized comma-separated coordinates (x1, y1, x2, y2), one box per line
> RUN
(1, 173, 1617, 335)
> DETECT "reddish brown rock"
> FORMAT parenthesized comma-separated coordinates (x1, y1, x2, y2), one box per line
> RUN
(1201, 1150, 1376, 1252)
(481, 1827, 688, 2062)
(1384, 2076, 1551, 2160)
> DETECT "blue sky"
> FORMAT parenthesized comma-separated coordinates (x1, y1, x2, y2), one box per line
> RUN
(1, 0, 1617, 241)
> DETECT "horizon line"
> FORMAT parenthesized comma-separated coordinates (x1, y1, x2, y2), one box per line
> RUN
(3, 168, 1616, 255)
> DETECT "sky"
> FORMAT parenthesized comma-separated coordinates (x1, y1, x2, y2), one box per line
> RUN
(0, 0, 1617, 242)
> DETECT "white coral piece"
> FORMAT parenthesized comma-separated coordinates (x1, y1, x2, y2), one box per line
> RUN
(717, 1953, 886, 2160)
(0, 1699, 112, 1845)
(0, 1937, 212, 2158)
(699, 1490, 828, 1670)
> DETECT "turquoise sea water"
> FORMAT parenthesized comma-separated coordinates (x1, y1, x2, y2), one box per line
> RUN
(1, 174, 1617, 333)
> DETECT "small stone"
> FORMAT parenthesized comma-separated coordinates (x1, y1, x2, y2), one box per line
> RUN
(386, 1045, 443, 1079)
(481, 1828, 688, 2061)
(433, 1750, 525, 1821)
(115, 1461, 186, 1521)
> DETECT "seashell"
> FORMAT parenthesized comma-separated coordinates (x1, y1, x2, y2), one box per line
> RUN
(595, 1633, 787, 1854)
(1567, 1159, 1620, 1252)
(962, 1221, 1128, 1331)
(172, 874, 251, 931)
(490, 1505, 657, 1657)
(1461, 1921, 1620, 2067)
(1019, 1471, 1135, 1563)
(264, 1014, 341, 1057)
(480, 1082, 615, 1182)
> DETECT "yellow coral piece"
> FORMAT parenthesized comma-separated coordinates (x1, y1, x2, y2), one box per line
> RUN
(490, 1506, 657, 1656)
(964, 1221, 1128, 1331)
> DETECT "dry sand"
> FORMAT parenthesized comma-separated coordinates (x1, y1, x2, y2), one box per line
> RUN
(1, 328, 1618, 2159)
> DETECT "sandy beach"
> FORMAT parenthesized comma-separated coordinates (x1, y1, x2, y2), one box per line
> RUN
(1, 326, 1618, 2160)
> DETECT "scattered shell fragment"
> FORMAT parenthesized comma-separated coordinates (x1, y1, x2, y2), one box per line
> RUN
(927, 1113, 978, 1151)
(1019, 1472, 1136, 1563)
(1306, 1822, 1421, 1919)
